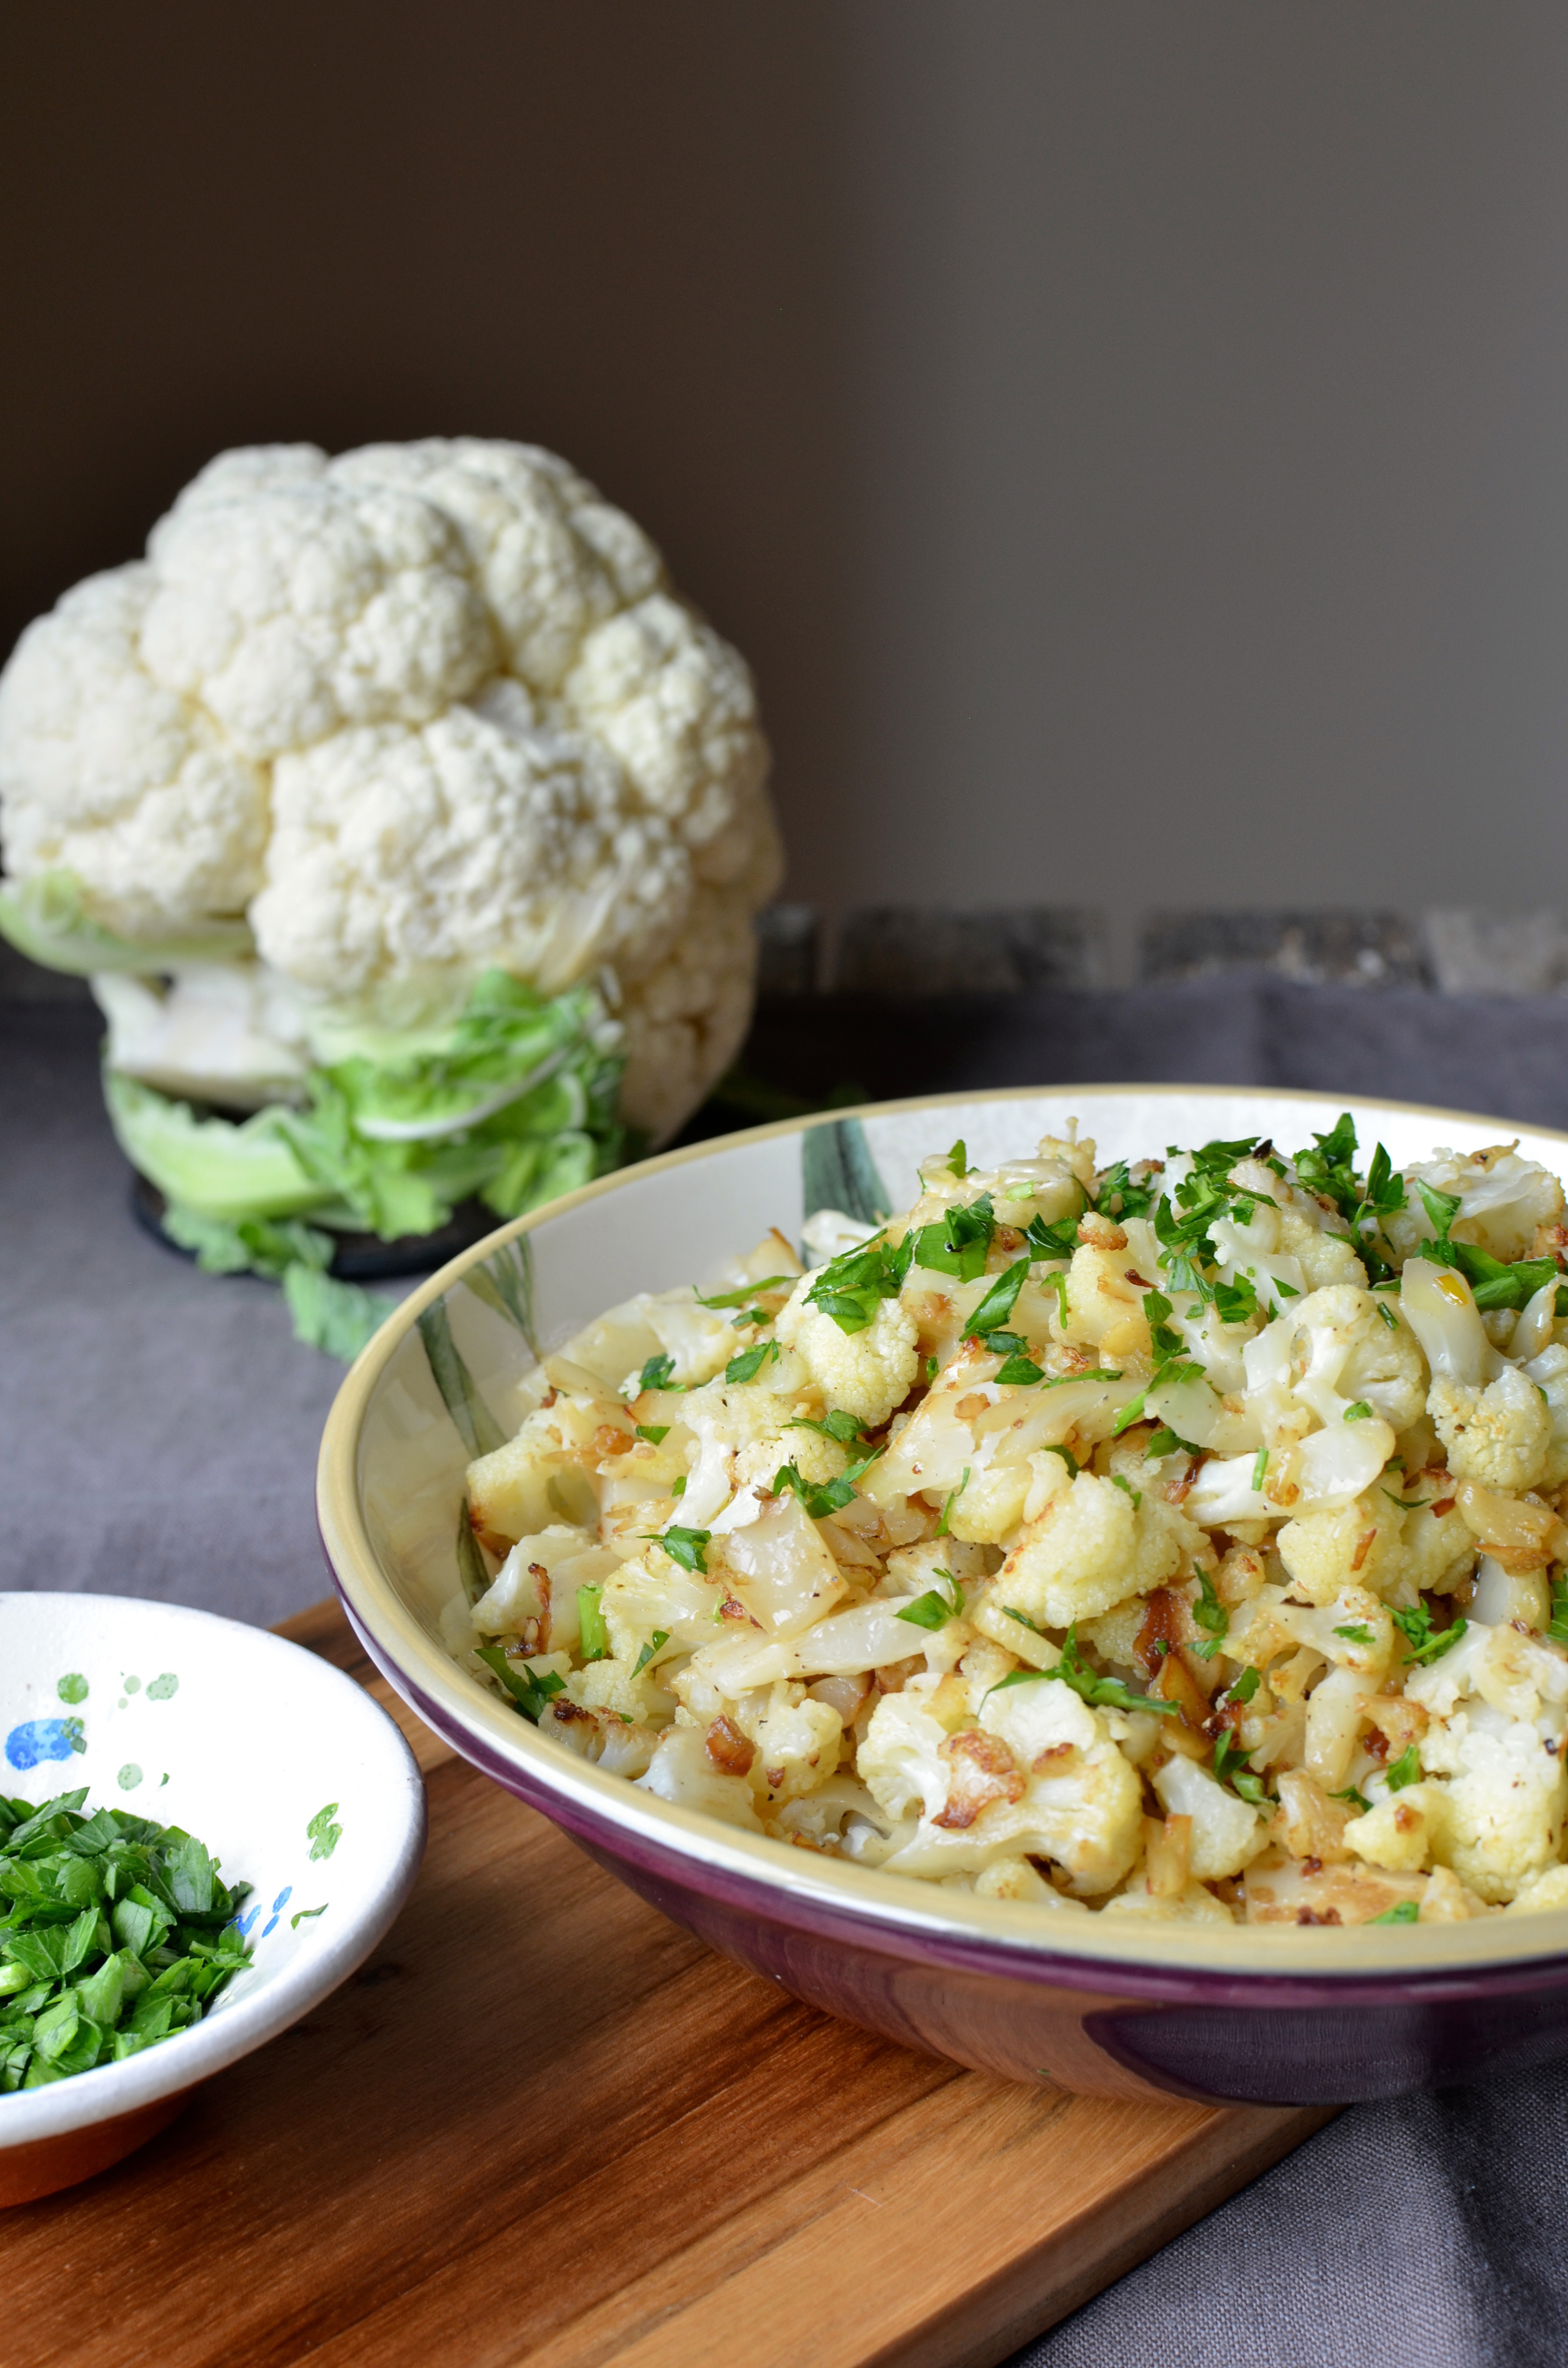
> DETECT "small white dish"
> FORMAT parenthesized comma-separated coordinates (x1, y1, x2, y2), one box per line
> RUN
(0, 1592, 426, 2205)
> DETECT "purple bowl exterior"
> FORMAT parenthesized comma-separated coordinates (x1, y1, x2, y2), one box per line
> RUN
(327, 1565, 1568, 2109)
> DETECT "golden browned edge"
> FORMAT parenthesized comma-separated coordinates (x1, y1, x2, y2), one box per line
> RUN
(317, 1081, 1568, 1984)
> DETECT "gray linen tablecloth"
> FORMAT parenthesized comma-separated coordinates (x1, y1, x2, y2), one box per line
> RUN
(4, 984, 1565, 2367)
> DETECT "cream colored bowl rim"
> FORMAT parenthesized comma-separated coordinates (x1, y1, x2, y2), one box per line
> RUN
(318, 1082, 1568, 1986)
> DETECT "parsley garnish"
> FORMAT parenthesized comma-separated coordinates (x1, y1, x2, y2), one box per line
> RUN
(1213, 1727, 1270, 1805)
(805, 1232, 915, 1333)
(642, 1525, 712, 1574)
(934, 1468, 969, 1536)
(0, 1788, 254, 2092)
(985, 1623, 1178, 1716)
(1332, 1785, 1372, 1812)
(1251, 1445, 1269, 1493)
(965, 1256, 1030, 1339)
(1093, 1160, 1158, 1220)
(635, 1423, 670, 1445)
(1024, 1210, 1079, 1261)
(1040, 1443, 1078, 1476)
(724, 1340, 780, 1386)
(695, 1277, 792, 1309)
(946, 1139, 968, 1178)
(772, 1450, 882, 1520)
(633, 1631, 670, 1676)
(1549, 1576, 1568, 1648)
(1189, 1569, 1229, 1661)
(1002, 1605, 1043, 1631)
(896, 1569, 966, 1630)
(980, 1332, 1046, 1386)
(1392, 1605, 1467, 1666)
(476, 1646, 566, 1723)
(1334, 1622, 1374, 1646)
(1221, 1665, 1261, 1706)
(1369, 1899, 1420, 1925)
(1144, 1426, 1195, 1459)
(1111, 1473, 1142, 1507)
(636, 1353, 679, 1393)
(910, 1195, 997, 1285)
(1384, 1742, 1422, 1791)
(1375, 1299, 1400, 1332)
(788, 1408, 868, 1444)
(577, 1586, 609, 1662)
(1343, 1401, 1373, 1422)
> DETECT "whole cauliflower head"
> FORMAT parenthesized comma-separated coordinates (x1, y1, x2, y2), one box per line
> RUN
(0, 438, 782, 1139)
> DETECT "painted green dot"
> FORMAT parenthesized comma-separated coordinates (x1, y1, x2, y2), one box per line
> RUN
(117, 1764, 142, 1791)
(146, 1672, 179, 1701)
(118, 1699, 127, 1710)
(159, 1773, 169, 1786)
(57, 1673, 88, 1704)
(124, 1676, 141, 1695)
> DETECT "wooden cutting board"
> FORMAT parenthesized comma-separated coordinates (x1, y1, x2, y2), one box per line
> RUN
(2, 1599, 1331, 2367)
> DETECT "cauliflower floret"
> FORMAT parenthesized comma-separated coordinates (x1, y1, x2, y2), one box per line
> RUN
(994, 1470, 1197, 1629)
(1391, 1144, 1564, 1268)
(1275, 1486, 1408, 1606)
(1062, 1243, 1150, 1359)
(1343, 1781, 1443, 1873)
(973, 1856, 1089, 1910)
(466, 1391, 621, 1547)
(1276, 1208, 1368, 1292)
(859, 1667, 1142, 1894)
(1421, 1709, 1568, 1903)
(735, 1681, 844, 1805)
(1101, 1875, 1236, 1924)
(775, 1275, 919, 1430)
(1428, 1364, 1552, 1494)
(1400, 1491, 1477, 1597)
(1505, 1864, 1568, 1916)
(637, 1724, 762, 1832)
(1151, 1756, 1266, 1881)
(0, 436, 782, 1148)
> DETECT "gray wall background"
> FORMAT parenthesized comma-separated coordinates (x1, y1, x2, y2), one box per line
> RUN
(3, 3, 1566, 977)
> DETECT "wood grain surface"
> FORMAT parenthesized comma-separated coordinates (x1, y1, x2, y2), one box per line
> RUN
(1, 1599, 1332, 2368)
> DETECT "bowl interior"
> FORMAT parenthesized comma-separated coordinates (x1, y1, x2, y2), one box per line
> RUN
(338, 1085, 1568, 1982)
(0, 1591, 424, 2141)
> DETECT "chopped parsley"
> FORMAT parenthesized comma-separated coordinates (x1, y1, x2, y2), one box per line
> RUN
(476, 1647, 565, 1722)
(1410, 1189, 1562, 1310)
(895, 1568, 965, 1630)
(635, 1423, 670, 1445)
(0, 1788, 255, 2092)
(909, 1194, 997, 1285)
(694, 1277, 793, 1309)
(1392, 1605, 1467, 1666)
(724, 1340, 780, 1386)
(577, 1585, 609, 1662)
(946, 1139, 968, 1179)
(1111, 1473, 1142, 1507)
(632, 1631, 670, 1677)
(1189, 1569, 1229, 1661)
(1384, 1742, 1422, 1791)
(985, 1624, 1178, 1717)
(965, 1257, 1030, 1339)
(1549, 1576, 1568, 1648)
(642, 1525, 712, 1575)
(1221, 1665, 1261, 1707)
(1092, 1159, 1158, 1220)
(788, 1408, 868, 1444)
(1334, 1622, 1375, 1647)
(1144, 1426, 1195, 1460)
(1024, 1210, 1079, 1262)
(1332, 1783, 1372, 1812)
(1369, 1899, 1420, 1925)
(636, 1353, 679, 1393)
(1213, 1727, 1270, 1805)
(980, 1332, 1046, 1387)
(1342, 1401, 1373, 1422)
(1251, 1445, 1270, 1493)
(934, 1468, 970, 1536)
(772, 1450, 882, 1521)
(805, 1233, 915, 1333)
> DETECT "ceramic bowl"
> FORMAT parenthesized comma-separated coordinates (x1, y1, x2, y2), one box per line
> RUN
(318, 1085, 1568, 2109)
(0, 1593, 426, 2205)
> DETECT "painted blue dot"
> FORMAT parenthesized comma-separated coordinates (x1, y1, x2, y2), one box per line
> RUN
(229, 1907, 260, 1938)
(5, 1717, 86, 1771)
(260, 1884, 292, 1939)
